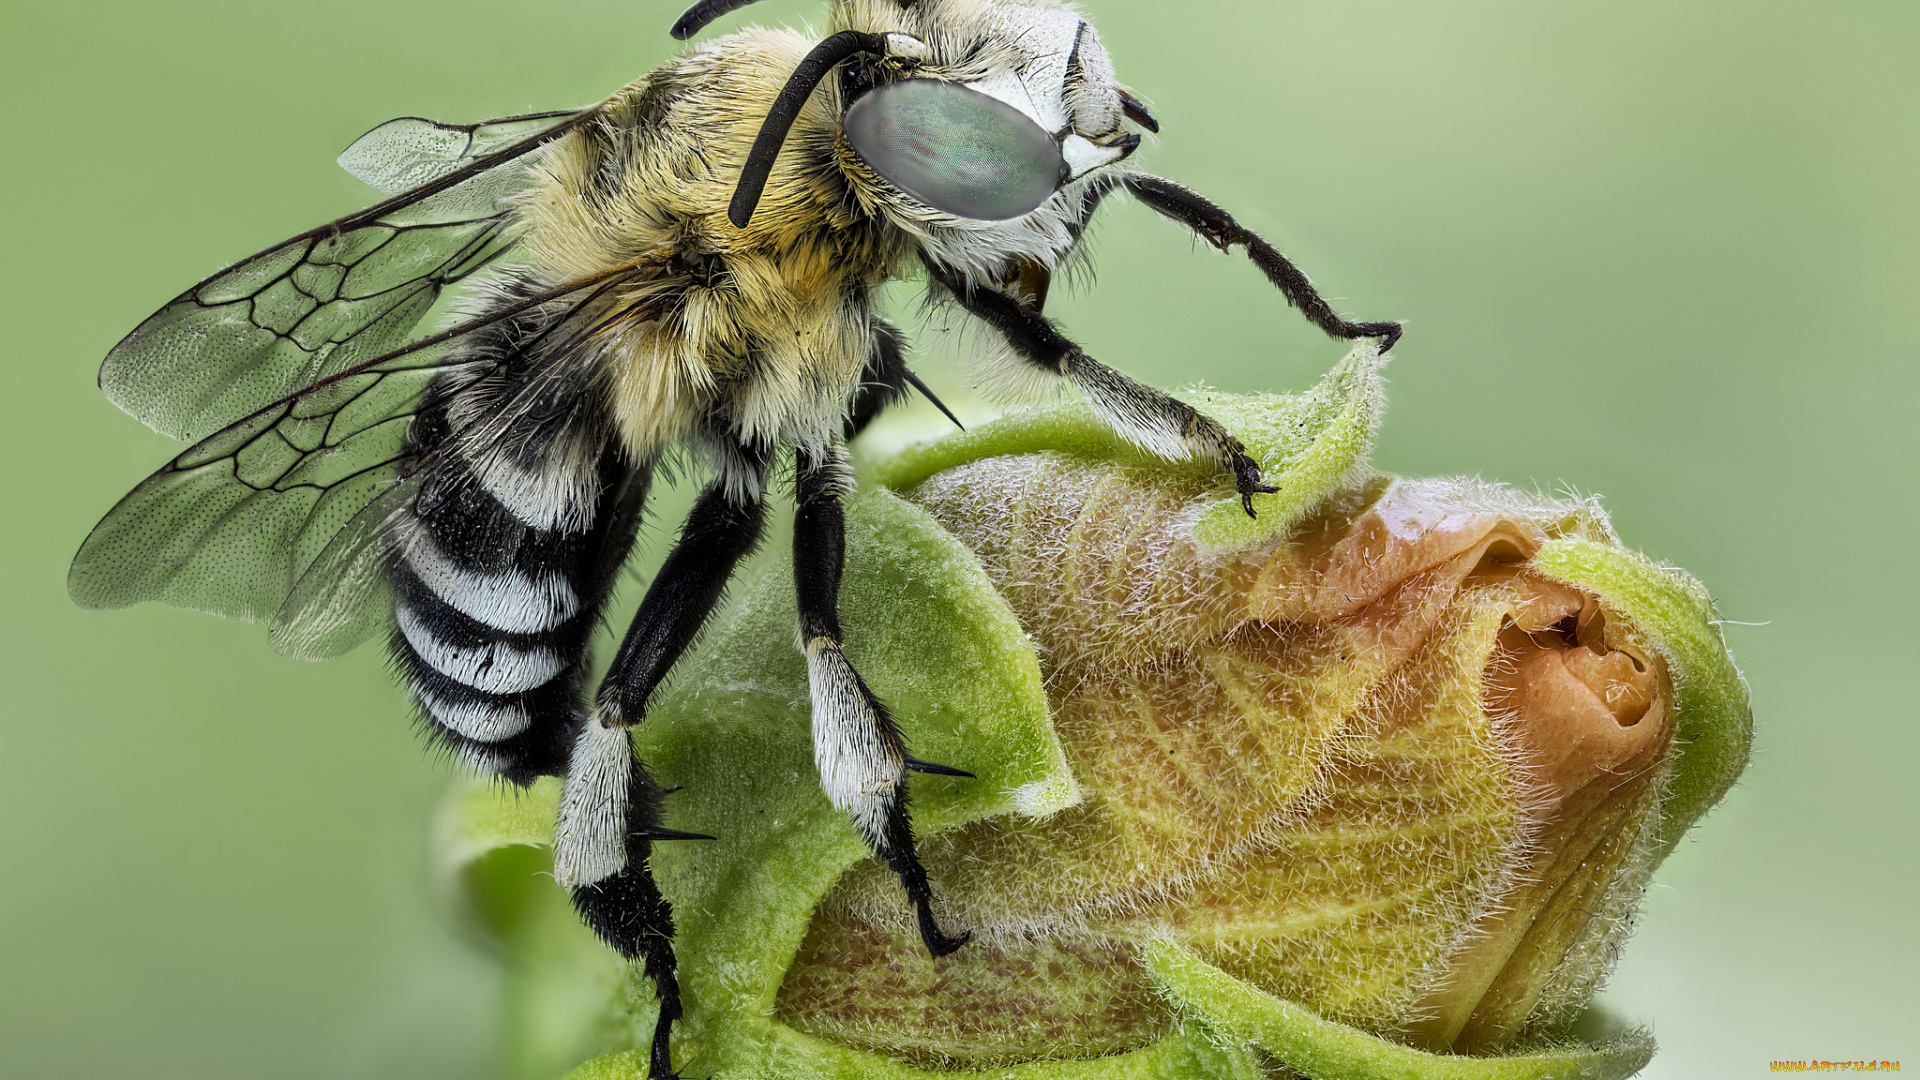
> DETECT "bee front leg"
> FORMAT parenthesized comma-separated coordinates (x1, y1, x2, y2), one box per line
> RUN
(924, 258, 1278, 517)
(1117, 173, 1404, 351)
(558, 447, 770, 1080)
(794, 443, 972, 957)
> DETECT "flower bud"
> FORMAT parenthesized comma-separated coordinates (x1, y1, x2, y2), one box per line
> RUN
(442, 344, 1751, 1080)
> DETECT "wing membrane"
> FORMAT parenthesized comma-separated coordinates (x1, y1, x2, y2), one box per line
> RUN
(100, 109, 593, 443)
(338, 111, 583, 196)
(72, 335, 459, 656)
(73, 264, 660, 658)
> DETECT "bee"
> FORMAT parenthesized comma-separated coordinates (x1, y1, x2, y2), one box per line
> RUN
(70, 0, 1400, 1074)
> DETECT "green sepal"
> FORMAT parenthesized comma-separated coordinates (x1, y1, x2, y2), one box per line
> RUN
(435, 775, 562, 940)
(1145, 940, 1655, 1080)
(435, 778, 641, 1079)
(1527, 539, 1755, 857)
(868, 341, 1388, 553)
(561, 1022, 1264, 1080)
(1185, 340, 1389, 550)
(446, 489, 1080, 1078)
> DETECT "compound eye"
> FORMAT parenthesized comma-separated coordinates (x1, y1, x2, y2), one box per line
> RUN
(844, 79, 1066, 221)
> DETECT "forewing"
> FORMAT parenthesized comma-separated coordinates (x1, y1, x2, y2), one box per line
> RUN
(338, 111, 582, 195)
(99, 109, 592, 444)
(72, 263, 654, 660)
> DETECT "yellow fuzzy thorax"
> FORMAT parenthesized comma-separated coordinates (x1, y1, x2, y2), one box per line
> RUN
(511, 28, 917, 461)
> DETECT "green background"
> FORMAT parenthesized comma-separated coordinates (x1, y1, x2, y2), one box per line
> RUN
(1, 0, 1912, 1076)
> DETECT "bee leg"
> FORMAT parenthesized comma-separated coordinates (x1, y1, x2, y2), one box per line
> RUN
(844, 318, 912, 439)
(794, 443, 972, 957)
(557, 446, 771, 1080)
(1116, 173, 1404, 350)
(598, 451, 771, 724)
(923, 258, 1279, 517)
(559, 722, 686, 1079)
(847, 318, 963, 439)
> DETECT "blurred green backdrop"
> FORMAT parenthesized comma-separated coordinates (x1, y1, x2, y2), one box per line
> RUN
(2, 0, 1913, 1076)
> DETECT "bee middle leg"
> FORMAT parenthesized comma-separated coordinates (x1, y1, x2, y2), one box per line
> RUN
(843, 318, 911, 440)
(556, 442, 771, 1080)
(923, 257, 1278, 517)
(845, 316, 965, 440)
(793, 442, 972, 957)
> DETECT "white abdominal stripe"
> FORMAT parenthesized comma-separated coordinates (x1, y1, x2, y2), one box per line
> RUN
(387, 457, 606, 785)
(402, 533, 581, 634)
(806, 637, 908, 851)
(391, 558, 584, 766)
(413, 682, 532, 743)
(467, 443, 602, 535)
(390, 613, 583, 783)
(397, 600, 565, 693)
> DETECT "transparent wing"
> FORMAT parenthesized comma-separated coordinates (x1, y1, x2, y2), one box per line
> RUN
(270, 472, 421, 661)
(99, 108, 593, 444)
(338, 110, 583, 195)
(72, 334, 460, 658)
(73, 269, 656, 659)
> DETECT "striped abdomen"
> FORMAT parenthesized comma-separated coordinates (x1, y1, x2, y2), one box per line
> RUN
(386, 291, 641, 785)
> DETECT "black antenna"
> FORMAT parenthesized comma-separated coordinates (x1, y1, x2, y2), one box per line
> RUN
(728, 31, 886, 229)
(669, 0, 765, 40)
(673, 0, 919, 38)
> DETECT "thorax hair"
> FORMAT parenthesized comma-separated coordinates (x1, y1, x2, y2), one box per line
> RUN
(509, 28, 917, 464)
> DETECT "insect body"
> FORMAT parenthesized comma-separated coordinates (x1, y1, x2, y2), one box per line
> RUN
(71, 1, 1400, 1075)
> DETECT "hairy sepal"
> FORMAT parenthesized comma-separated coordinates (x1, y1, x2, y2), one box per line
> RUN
(441, 490, 1073, 1078)
(865, 339, 1389, 553)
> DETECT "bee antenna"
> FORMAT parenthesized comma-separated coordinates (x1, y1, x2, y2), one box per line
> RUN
(730, 31, 890, 229)
(902, 368, 966, 431)
(669, 0, 766, 40)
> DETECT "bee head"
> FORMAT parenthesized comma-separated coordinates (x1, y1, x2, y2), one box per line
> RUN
(714, 0, 1155, 249)
(837, 2, 1147, 222)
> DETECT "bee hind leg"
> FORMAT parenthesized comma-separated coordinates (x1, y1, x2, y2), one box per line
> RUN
(795, 443, 972, 957)
(558, 721, 687, 1079)
(558, 446, 772, 1079)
